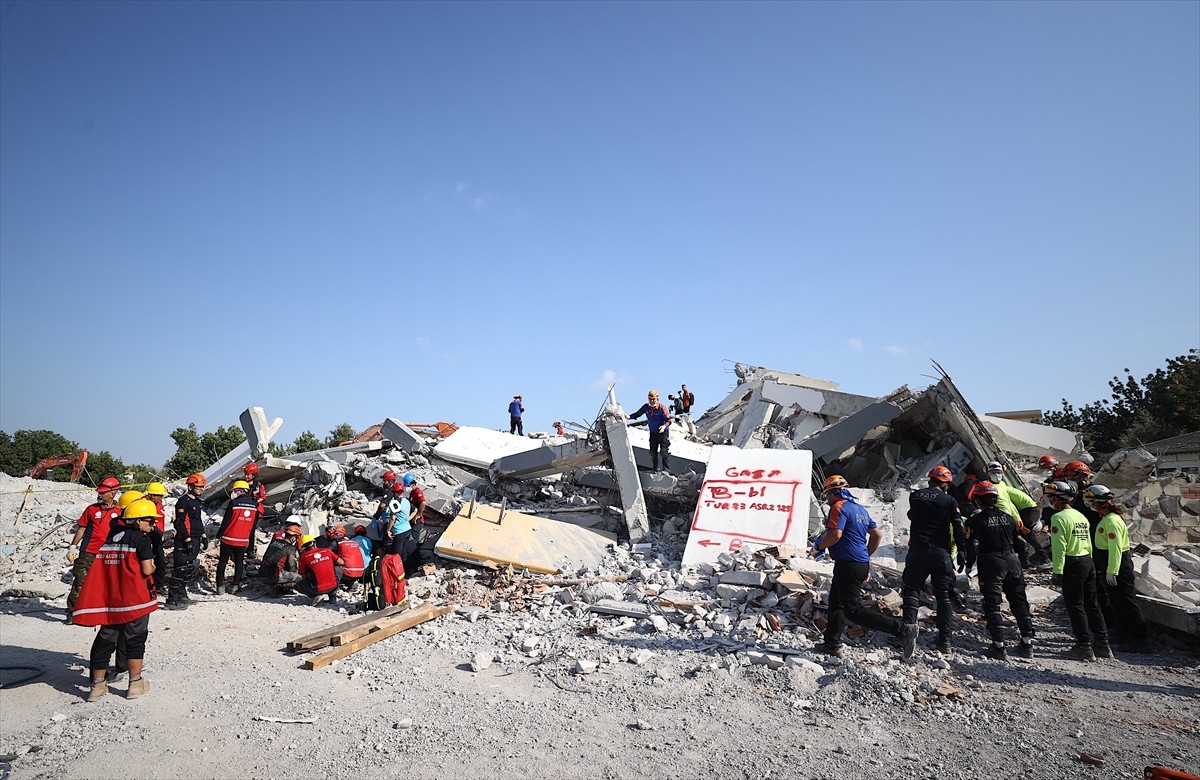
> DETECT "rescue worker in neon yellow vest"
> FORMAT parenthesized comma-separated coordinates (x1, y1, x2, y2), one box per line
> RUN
(1046, 481, 1110, 662)
(1083, 485, 1150, 653)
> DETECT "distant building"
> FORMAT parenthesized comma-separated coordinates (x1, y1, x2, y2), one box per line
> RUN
(1143, 431, 1200, 476)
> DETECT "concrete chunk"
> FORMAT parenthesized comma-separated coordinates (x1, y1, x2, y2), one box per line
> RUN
(602, 391, 651, 542)
(381, 418, 428, 454)
(490, 436, 606, 481)
(802, 401, 903, 463)
(719, 571, 769, 588)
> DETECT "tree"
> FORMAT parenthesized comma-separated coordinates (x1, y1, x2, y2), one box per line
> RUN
(289, 430, 322, 454)
(163, 423, 247, 478)
(325, 423, 356, 448)
(83, 450, 127, 487)
(0, 429, 82, 478)
(1043, 350, 1200, 452)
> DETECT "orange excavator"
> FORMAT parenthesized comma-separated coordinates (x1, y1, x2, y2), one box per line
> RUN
(28, 450, 89, 482)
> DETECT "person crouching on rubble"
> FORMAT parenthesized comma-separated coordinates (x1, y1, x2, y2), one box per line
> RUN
(1083, 485, 1150, 653)
(813, 475, 918, 660)
(966, 482, 1035, 660)
(351, 524, 374, 562)
(215, 480, 258, 595)
(73, 498, 159, 702)
(297, 534, 343, 606)
(1046, 481, 1111, 662)
(260, 521, 303, 595)
(325, 525, 366, 596)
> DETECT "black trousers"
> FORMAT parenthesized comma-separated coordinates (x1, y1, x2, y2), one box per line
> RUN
(649, 429, 671, 470)
(902, 546, 955, 639)
(89, 614, 149, 672)
(388, 530, 421, 575)
(825, 559, 902, 646)
(1094, 549, 1148, 641)
(1062, 554, 1108, 646)
(510, 415, 523, 435)
(978, 550, 1034, 643)
(216, 543, 247, 589)
(296, 566, 343, 598)
(168, 537, 200, 603)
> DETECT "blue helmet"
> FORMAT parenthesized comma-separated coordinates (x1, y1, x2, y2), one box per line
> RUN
(402, 472, 417, 487)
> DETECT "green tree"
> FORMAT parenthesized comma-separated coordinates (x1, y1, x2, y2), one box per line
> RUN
(0, 429, 82, 478)
(162, 423, 247, 478)
(1043, 350, 1200, 452)
(83, 450, 127, 488)
(289, 430, 323, 454)
(325, 423, 357, 448)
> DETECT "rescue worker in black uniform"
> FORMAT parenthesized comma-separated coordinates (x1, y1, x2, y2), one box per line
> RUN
(901, 465, 965, 654)
(167, 473, 208, 610)
(967, 481, 1035, 660)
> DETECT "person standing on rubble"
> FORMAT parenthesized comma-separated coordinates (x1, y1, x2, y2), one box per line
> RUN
(814, 475, 919, 660)
(215, 480, 257, 595)
(1046, 481, 1111, 661)
(167, 474, 208, 610)
(668, 394, 685, 415)
(983, 460, 1049, 569)
(65, 476, 124, 623)
(509, 395, 525, 436)
(1061, 461, 1115, 629)
(966, 482, 1035, 660)
(679, 385, 694, 413)
(902, 466, 965, 654)
(144, 482, 169, 595)
(242, 463, 267, 566)
(1084, 485, 1150, 653)
(627, 389, 672, 472)
(375, 483, 420, 574)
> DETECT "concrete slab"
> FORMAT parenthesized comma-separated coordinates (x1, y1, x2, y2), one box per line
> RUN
(1136, 594, 1200, 635)
(801, 401, 903, 463)
(200, 407, 284, 501)
(381, 418, 428, 454)
(433, 500, 618, 575)
(623, 427, 711, 475)
(433, 426, 545, 470)
(760, 380, 877, 420)
(980, 415, 1081, 459)
(603, 393, 650, 542)
(682, 445, 814, 566)
(732, 386, 776, 449)
(490, 437, 606, 481)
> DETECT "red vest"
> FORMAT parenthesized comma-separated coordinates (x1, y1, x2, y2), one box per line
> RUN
(72, 528, 157, 626)
(78, 503, 122, 555)
(299, 547, 339, 593)
(153, 503, 166, 533)
(336, 539, 366, 577)
(381, 554, 407, 606)
(220, 497, 257, 547)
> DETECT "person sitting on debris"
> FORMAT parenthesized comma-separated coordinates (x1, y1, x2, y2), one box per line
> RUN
(325, 525, 366, 594)
(902, 466, 965, 654)
(627, 389, 672, 472)
(144, 482, 169, 596)
(1083, 485, 1149, 653)
(260, 522, 303, 594)
(242, 463, 267, 565)
(966, 481, 1035, 660)
(983, 460, 1049, 569)
(509, 395, 525, 436)
(1046, 481, 1111, 661)
(297, 534, 343, 606)
(813, 475, 918, 660)
(215, 480, 258, 595)
(351, 524, 374, 562)
(166, 474, 209, 610)
(65, 476, 124, 623)
(73, 498, 159, 702)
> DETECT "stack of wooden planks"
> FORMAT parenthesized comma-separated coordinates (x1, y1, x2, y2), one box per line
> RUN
(287, 603, 453, 671)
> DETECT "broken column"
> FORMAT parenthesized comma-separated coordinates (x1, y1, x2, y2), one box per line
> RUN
(601, 389, 650, 542)
(732, 385, 777, 449)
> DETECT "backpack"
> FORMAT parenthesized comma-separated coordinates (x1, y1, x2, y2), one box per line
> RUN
(364, 553, 407, 611)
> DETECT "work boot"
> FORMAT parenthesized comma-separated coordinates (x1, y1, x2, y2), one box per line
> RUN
(936, 636, 952, 654)
(163, 600, 188, 611)
(1065, 643, 1096, 662)
(126, 677, 149, 700)
(950, 589, 968, 614)
(215, 584, 226, 596)
(86, 681, 108, 703)
(899, 622, 919, 660)
(1016, 641, 1034, 659)
(812, 642, 844, 658)
(311, 593, 328, 607)
(984, 645, 1008, 661)
(1093, 641, 1115, 659)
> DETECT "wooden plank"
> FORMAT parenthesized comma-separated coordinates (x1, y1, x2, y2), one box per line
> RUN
(286, 605, 405, 652)
(303, 604, 452, 671)
(331, 609, 415, 646)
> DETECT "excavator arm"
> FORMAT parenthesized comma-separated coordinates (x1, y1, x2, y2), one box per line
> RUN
(28, 450, 88, 482)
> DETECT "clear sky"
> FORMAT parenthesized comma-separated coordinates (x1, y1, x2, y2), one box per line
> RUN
(2, 0, 1198, 469)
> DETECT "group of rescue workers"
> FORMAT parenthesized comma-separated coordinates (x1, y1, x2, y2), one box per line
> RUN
(813, 455, 1149, 662)
(63, 464, 429, 703)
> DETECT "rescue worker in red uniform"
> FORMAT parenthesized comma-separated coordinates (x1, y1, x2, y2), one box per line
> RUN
(73, 498, 159, 702)
(242, 463, 267, 565)
(215, 480, 258, 595)
(145, 482, 169, 595)
(167, 474, 208, 610)
(326, 525, 366, 594)
(298, 535, 343, 606)
(260, 522, 303, 594)
(66, 476, 123, 623)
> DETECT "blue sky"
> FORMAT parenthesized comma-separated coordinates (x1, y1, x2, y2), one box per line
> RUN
(2, 0, 1197, 469)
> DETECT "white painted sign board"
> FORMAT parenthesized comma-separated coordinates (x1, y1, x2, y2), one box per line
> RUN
(682, 445, 814, 567)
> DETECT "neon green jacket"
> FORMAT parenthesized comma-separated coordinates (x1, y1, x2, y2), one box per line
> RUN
(994, 483, 1036, 531)
(1050, 506, 1092, 575)
(1094, 511, 1131, 576)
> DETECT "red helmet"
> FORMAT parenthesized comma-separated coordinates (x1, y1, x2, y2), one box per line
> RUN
(186, 473, 207, 487)
(244, 462, 260, 476)
(927, 465, 954, 483)
(972, 481, 1000, 498)
(325, 525, 346, 541)
(1037, 455, 1059, 470)
(97, 477, 122, 494)
(353, 524, 367, 535)
(1063, 461, 1093, 480)
(391, 482, 406, 495)
(383, 470, 397, 484)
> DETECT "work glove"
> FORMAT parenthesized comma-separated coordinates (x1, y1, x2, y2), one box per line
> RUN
(657, 425, 667, 434)
(956, 552, 967, 573)
(67, 544, 80, 564)
(810, 537, 826, 560)
(1051, 573, 1063, 587)
(1106, 572, 1118, 587)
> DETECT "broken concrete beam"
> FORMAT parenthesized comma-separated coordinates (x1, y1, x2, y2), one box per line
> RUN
(588, 599, 652, 618)
(602, 391, 650, 542)
(241, 407, 283, 460)
(623, 427, 711, 475)
(759, 380, 877, 420)
(979, 414, 1082, 460)
(733, 385, 777, 449)
(1165, 549, 1200, 577)
(719, 571, 769, 588)
(281, 441, 386, 466)
(489, 437, 606, 481)
(801, 401, 903, 463)
(381, 417, 429, 455)
(433, 426, 545, 470)
(201, 407, 284, 501)
(1136, 594, 1200, 635)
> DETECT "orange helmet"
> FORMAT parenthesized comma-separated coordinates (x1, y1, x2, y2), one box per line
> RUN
(325, 525, 346, 541)
(928, 465, 954, 483)
(1063, 461, 1093, 480)
(244, 462, 260, 476)
(822, 475, 849, 492)
(97, 477, 122, 494)
(1037, 455, 1059, 470)
(186, 473, 207, 487)
(972, 481, 1000, 498)
(382, 470, 397, 484)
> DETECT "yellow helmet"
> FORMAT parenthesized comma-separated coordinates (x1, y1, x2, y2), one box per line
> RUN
(300, 534, 316, 547)
(118, 490, 145, 510)
(231, 480, 251, 492)
(146, 482, 168, 497)
(123, 498, 158, 520)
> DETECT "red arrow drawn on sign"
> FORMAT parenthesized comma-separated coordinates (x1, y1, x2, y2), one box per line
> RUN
(697, 539, 720, 547)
